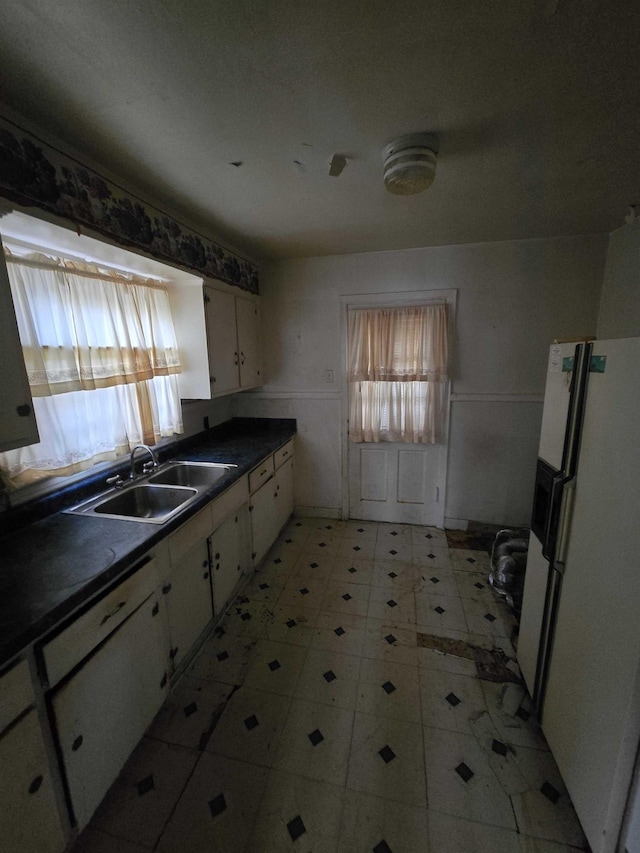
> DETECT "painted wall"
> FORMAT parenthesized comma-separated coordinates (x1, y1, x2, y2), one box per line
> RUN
(235, 234, 607, 525)
(597, 218, 640, 339)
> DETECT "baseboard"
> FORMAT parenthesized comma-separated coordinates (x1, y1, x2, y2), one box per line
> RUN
(294, 506, 342, 519)
(444, 517, 469, 530)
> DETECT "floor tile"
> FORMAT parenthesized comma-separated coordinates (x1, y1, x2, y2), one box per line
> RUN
(292, 551, 336, 580)
(280, 574, 327, 610)
(92, 738, 198, 849)
(342, 520, 379, 539)
(72, 829, 150, 853)
(243, 573, 285, 604)
(330, 555, 375, 586)
(187, 632, 258, 686)
(322, 579, 371, 617)
(347, 712, 426, 807)
(372, 559, 419, 589)
(368, 584, 416, 625)
(357, 657, 422, 723)
(219, 599, 272, 638)
(454, 570, 495, 600)
(147, 676, 233, 750)
(274, 698, 354, 785)
(375, 540, 413, 563)
(481, 681, 549, 751)
(337, 788, 429, 853)
(451, 549, 491, 572)
(362, 619, 419, 667)
(156, 753, 268, 853)
(273, 527, 312, 554)
(423, 726, 516, 829)
(247, 769, 345, 853)
(303, 531, 342, 556)
(414, 566, 459, 597)
(258, 544, 300, 577)
(261, 603, 318, 647)
(411, 525, 449, 548)
(295, 647, 361, 709)
(420, 668, 487, 734)
(428, 810, 522, 852)
(377, 524, 413, 545)
(243, 639, 308, 697)
(413, 544, 453, 570)
(512, 790, 587, 848)
(415, 590, 468, 633)
(206, 686, 292, 768)
(310, 611, 368, 657)
(461, 595, 517, 639)
(339, 536, 378, 560)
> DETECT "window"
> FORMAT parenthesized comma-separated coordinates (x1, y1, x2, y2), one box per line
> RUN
(348, 303, 449, 443)
(0, 250, 183, 486)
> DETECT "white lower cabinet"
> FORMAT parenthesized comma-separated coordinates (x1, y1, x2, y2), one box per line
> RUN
(0, 709, 66, 853)
(162, 538, 212, 670)
(51, 593, 169, 830)
(210, 506, 249, 616)
(250, 446, 295, 567)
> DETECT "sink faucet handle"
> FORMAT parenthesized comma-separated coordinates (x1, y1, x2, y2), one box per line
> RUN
(106, 474, 125, 488)
(142, 460, 156, 473)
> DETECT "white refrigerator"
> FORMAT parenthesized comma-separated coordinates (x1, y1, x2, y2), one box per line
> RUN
(519, 336, 640, 853)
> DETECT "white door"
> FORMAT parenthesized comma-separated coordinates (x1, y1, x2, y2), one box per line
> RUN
(164, 539, 213, 669)
(348, 441, 445, 526)
(250, 476, 278, 566)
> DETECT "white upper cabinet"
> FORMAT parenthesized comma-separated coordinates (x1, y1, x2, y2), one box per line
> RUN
(0, 243, 39, 452)
(204, 284, 262, 397)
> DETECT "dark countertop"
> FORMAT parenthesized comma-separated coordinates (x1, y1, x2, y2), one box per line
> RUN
(0, 418, 296, 669)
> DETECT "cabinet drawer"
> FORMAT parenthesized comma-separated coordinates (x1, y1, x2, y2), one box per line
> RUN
(274, 440, 294, 470)
(249, 456, 274, 494)
(42, 555, 158, 687)
(0, 659, 34, 733)
(210, 475, 248, 532)
(168, 503, 213, 565)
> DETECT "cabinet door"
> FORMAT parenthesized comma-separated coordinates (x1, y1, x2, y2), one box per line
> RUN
(0, 246, 39, 452)
(210, 512, 241, 616)
(274, 456, 294, 533)
(250, 476, 278, 567)
(236, 296, 261, 389)
(205, 287, 239, 395)
(52, 595, 169, 830)
(0, 709, 66, 853)
(163, 539, 212, 669)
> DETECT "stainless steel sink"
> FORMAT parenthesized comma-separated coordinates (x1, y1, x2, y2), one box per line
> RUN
(148, 461, 232, 488)
(66, 460, 236, 523)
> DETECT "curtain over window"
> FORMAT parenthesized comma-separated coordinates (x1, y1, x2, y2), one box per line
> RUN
(348, 303, 449, 443)
(0, 251, 183, 486)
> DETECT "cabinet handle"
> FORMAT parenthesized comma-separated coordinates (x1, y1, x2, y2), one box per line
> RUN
(240, 351, 246, 364)
(28, 775, 44, 794)
(71, 735, 83, 752)
(162, 583, 172, 595)
(100, 601, 126, 626)
(210, 376, 216, 384)
(237, 564, 241, 572)
(234, 352, 239, 365)
(202, 559, 208, 568)
(216, 562, 220, 570)
(151, 602, 159, 617)
(215, 552, 220, 560)
(169, 646, 179, 659)
(16, 404, 32, 417)
(160, 672, 168, 689)
(203, 571, 210, 579)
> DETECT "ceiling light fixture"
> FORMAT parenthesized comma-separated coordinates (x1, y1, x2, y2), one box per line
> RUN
(383, 133, 438, 195)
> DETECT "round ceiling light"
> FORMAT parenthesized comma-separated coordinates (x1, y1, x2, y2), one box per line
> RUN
(383, 133, 438, 195)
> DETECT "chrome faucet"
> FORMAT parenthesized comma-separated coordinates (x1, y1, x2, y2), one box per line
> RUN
(129, 444, 159, 479)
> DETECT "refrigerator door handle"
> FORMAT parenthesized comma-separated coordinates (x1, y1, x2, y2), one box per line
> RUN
(554, 477, 576, 574)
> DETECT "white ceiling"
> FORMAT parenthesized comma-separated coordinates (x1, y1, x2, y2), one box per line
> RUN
(1, 0, 639, 261)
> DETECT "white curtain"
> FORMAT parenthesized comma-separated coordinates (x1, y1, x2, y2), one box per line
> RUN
(348, 304, 449, 443)
(0, 252, 183, 486)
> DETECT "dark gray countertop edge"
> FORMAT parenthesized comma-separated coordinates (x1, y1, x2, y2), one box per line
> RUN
(0, 418, 296, 669)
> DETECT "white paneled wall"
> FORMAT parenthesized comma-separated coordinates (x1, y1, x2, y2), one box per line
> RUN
(237, 233, 606, 526)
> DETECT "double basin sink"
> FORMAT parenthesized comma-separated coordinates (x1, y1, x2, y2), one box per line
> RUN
(67, 461, 236, 524)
